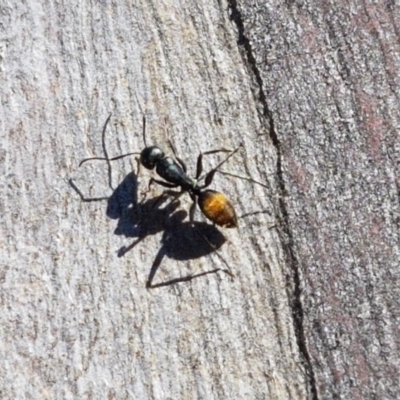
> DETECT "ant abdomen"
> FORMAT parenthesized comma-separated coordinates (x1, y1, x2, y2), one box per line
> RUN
(198, 190, 238, 228)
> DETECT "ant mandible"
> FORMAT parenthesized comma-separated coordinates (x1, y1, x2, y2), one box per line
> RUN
(80, 114, 242, 229)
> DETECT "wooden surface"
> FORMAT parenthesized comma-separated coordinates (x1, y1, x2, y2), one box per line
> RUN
(1, 0, 399, 399)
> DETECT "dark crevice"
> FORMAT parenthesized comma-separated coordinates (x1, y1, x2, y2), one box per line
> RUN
(227, 2, 318, 399)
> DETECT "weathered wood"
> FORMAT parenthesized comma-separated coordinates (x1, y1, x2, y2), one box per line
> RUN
(233, 0, 400, 399)
(1, 0, 398, 399)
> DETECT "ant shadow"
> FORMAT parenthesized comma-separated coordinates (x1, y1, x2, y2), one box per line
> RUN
(70, 170, 231, 289)
(70, 113, 272, 288)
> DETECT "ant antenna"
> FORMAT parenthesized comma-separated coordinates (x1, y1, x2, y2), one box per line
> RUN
(142, 114, 147, 147)
(79, 113, 112, 167)
(79, 115, 142, 167)
(103, 114, 113, 189)
(77, 114, 114, 189)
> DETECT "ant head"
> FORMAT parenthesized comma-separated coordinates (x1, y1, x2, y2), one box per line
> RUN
(140, 146, 164, 170)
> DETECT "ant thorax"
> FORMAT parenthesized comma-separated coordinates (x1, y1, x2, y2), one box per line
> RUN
(156, 156, 195, 191)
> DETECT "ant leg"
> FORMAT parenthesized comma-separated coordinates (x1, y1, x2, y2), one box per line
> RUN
(141, 177, 179, 199)
(195, 148, 233, 179)
(163, 116, 187, 173)
(69, 179, 109, 202)
(145, 224, 227, 288)
(200, 145, 243, 188)
(147, 268, 223, 289)
(167, 139, 187, 173)
(216, 170, 269, 189)
(144, 189, 182, 212)
(146, 250, 165, 288)
(189, 193, 197, 225)
(118, 236, 145, 257)
(194, 229, 235, 278)
(148, 178, 179, 190)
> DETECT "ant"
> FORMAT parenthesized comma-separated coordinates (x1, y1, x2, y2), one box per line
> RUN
(79, 114, 244, 230)
(72, 114, 270, 287)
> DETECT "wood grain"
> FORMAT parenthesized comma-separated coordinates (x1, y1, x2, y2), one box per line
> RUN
(1, 0, 398, 399)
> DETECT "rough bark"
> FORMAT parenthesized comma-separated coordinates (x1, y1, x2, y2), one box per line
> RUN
(234, 1, 400, 399)
(1, 0, 398, 399)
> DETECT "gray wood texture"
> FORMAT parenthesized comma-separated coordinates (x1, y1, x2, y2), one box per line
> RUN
(1, 1, 398, 399)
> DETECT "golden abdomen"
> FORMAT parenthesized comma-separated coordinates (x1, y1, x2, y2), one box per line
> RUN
(198, 190, 238, 228)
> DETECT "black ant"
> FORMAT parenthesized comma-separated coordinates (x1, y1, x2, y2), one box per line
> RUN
(79, 114, 244, 229)
(72, 114, 270, 287)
